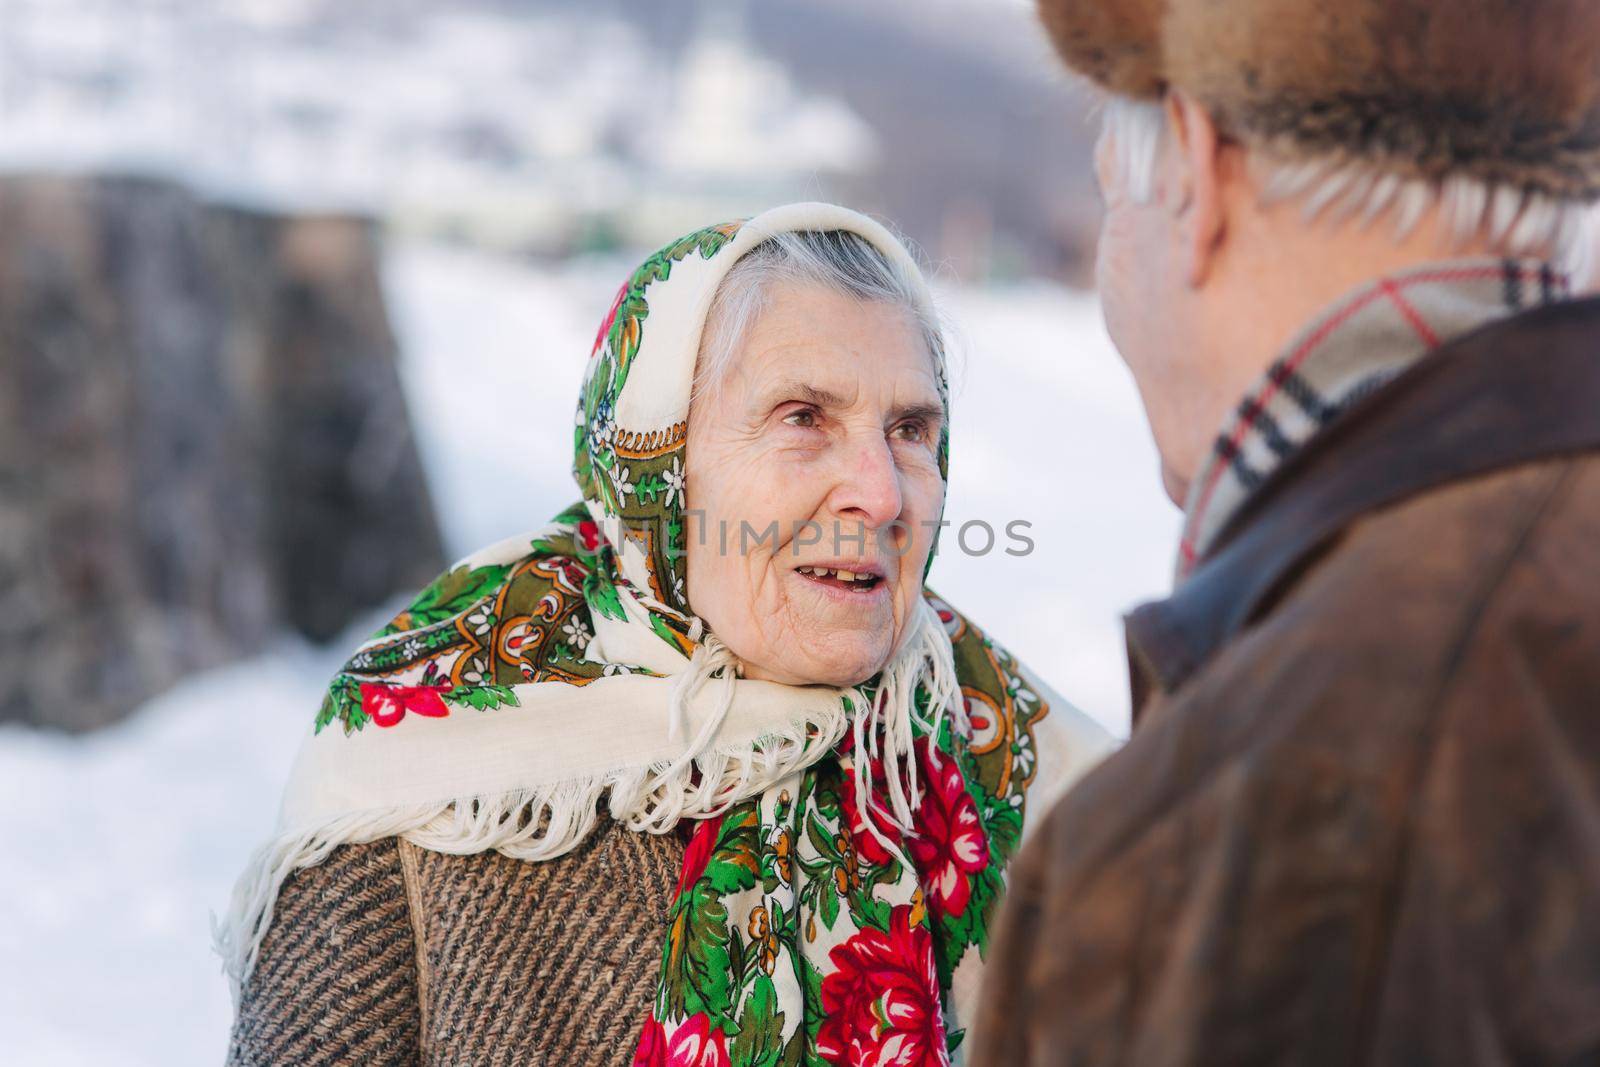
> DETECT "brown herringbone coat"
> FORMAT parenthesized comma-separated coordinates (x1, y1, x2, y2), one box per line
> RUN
(226, 820, 685, 1066)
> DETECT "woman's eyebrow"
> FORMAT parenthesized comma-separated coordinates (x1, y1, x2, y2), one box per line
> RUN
(751, 380, 941, 423)
(756, 380, 850, 409)
(890, 401, 946, 425)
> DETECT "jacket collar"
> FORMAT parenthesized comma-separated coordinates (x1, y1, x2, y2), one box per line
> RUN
(1175, 259, 1571, 580)
(1126, 296, 1600, 721)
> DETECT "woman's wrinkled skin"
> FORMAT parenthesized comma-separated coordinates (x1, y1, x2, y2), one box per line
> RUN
(685, 283, 945, 688)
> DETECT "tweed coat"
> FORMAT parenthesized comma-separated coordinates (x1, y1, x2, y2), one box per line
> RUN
(226, 819, 686, 1066)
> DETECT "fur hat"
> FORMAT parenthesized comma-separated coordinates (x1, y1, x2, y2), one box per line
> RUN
(1037, 0, 1600, 199)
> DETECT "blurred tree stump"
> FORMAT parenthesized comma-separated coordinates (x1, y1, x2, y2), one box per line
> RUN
(0, 174, 445, 731)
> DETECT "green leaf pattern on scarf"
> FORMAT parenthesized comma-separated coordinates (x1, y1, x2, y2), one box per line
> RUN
(315, 227, 741, 735)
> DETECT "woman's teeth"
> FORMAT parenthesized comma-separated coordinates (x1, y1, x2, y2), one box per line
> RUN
(796, 566, 878, 584)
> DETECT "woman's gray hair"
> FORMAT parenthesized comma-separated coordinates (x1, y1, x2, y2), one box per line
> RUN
(694, 229, 945, 399)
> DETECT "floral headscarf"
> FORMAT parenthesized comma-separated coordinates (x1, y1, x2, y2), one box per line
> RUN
(217, 203, 1113, 1063)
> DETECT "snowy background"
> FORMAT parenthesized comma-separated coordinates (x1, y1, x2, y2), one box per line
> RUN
(0, 1, 1180, 1062)
(1, 252, 1179, 1065)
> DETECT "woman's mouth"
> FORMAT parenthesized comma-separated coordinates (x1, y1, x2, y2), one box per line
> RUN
(794, 565, 885, 593)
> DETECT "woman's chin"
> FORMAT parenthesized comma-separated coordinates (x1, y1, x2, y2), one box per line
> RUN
(743, 638, 893, 690)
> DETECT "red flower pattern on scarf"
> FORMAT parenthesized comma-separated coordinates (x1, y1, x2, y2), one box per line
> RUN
(838, 754, 899, 868)
(577, 519, 603, 554)
(677, 814, 723, 894)
(904, 744, 989, 920)
(360, 684, 451, 728)
(817, 907, 949, 1067)
(634, 1017, 667, 1067)
(592, 282, 628, 356)
(633, 1014, 730, 1067)
(840, 738, 990, 918)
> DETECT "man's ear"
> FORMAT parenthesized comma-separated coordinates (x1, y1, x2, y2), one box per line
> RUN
(1164, 91, 1226, 288)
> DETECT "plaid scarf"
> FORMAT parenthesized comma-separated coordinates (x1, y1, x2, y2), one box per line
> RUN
(1177, 258, 1572, 580)
(219, 204, 1113, 1064)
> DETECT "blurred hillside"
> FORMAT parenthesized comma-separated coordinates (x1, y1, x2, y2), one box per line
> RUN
(0, 0, 1101, 281)
(530, 0, 1104, 280)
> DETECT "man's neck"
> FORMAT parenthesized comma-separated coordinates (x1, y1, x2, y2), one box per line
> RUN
(1173, 255, 1570, 577)
(1180, 203, 1556, 491)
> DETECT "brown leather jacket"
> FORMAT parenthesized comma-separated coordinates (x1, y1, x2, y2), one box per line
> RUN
(972, 298, 1600, 1066)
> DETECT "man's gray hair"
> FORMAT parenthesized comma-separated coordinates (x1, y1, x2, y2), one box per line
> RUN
(695, 229, 945, 400)
(1100, 96, 1598, 274)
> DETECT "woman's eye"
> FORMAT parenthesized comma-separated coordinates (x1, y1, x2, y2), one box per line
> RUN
(890, 420, 927, 442)
(781, 408, 818, 428)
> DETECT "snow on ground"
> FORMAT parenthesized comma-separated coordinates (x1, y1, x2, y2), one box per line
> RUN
(0, 242, 1179, 1062)
(0, 631, 362, 1066)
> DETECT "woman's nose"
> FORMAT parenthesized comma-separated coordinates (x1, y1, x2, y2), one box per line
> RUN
(829, 435, 904, 529)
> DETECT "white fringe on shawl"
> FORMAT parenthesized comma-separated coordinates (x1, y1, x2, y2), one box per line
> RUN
(214, 599, 961, 1002)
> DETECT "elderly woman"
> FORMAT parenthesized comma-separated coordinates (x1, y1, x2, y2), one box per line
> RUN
(219, 203, 1112, 1066)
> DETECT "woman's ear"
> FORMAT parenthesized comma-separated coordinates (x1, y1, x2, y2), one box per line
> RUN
(1164, 91, 1226, 288)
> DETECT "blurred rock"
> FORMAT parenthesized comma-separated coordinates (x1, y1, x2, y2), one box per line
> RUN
(0, 174, 445, 732)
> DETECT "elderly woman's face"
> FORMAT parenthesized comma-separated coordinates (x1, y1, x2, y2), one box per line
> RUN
(685, 283, 945, 688)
